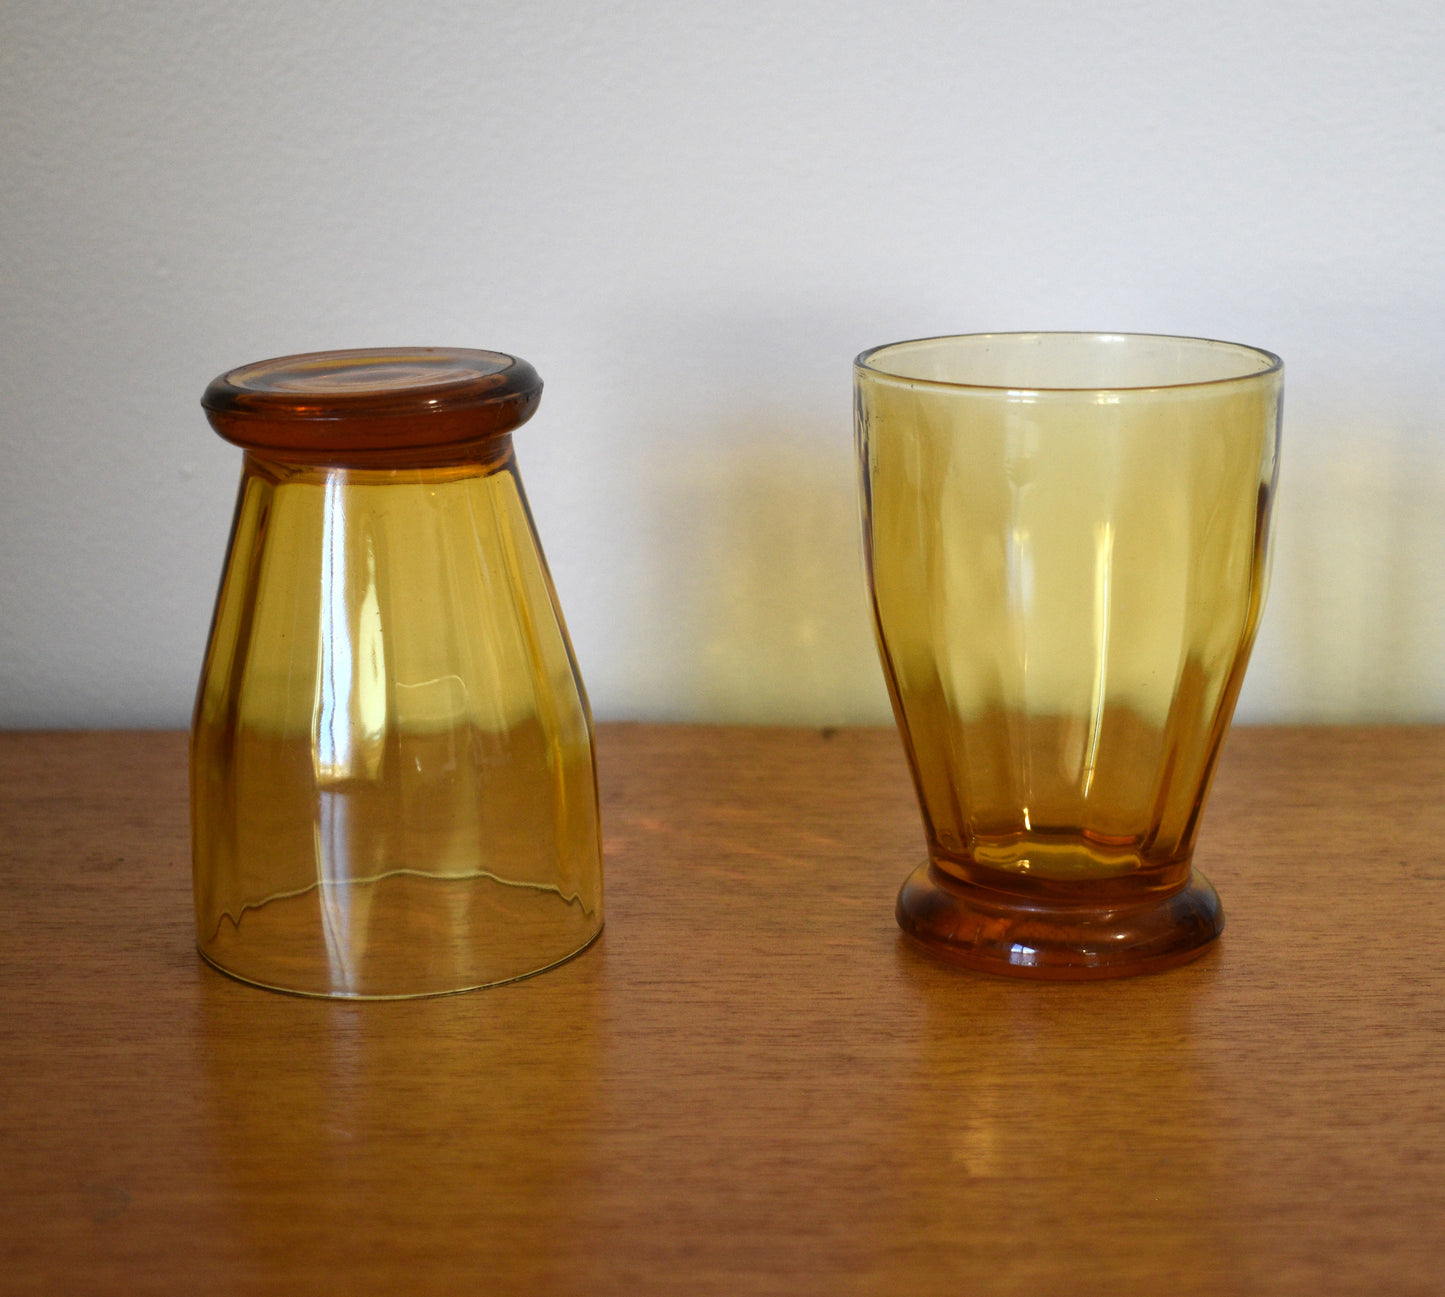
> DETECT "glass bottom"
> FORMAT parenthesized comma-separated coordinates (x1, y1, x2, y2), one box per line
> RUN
(896, 862, 1222, 980)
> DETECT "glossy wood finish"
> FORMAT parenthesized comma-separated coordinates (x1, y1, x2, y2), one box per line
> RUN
(2, 725, 1443, 1294)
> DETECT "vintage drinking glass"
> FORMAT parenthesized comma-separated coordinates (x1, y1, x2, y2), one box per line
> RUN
(856, 333, 1281, 978)
(192, 348, 603, 997)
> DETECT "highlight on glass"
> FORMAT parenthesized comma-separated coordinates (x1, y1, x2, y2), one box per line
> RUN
(855, 332, 1281, 978)
(192, 348, 603, 997)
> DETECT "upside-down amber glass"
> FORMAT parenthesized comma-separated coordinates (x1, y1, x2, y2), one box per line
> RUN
(856, 333, 1281, 978)
(192, 349, 603, 997)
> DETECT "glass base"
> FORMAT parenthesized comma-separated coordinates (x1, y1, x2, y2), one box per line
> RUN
(896, 862, 1223, 980)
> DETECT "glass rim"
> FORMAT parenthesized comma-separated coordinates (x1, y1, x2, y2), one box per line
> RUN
(853, 331, 1283, 395)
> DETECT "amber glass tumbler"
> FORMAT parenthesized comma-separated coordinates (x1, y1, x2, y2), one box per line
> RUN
(856, 333, 1281, 978)
(192, 349, 602, 997)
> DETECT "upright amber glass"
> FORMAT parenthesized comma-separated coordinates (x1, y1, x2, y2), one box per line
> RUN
(192, 349, 602, 997)
(856, 333, 1281, 978)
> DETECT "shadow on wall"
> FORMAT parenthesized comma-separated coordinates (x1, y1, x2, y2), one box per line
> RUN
(647, 414, 1445, 728)
(648, 430, 891, 726)
(1245, 420, 1445, 722)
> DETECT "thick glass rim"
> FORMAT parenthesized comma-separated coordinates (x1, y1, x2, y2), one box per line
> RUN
(854, 331, 1283, 395)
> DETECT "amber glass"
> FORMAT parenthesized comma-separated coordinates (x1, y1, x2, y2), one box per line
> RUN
(192, 349, 602, 997)
(856, 333, 1281, 978)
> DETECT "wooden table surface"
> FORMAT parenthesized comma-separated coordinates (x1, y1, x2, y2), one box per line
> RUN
(2, 724, 1443, 1295)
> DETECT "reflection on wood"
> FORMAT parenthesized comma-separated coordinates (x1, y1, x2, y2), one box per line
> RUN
(1, 725, 1443, 1292)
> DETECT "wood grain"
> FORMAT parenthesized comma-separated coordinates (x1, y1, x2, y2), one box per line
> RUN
(2, 725, 1444, 1295)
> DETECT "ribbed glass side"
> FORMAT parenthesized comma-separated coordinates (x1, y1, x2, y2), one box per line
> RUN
(191, 452, 602, 996)
(858, 338, 1280, 896)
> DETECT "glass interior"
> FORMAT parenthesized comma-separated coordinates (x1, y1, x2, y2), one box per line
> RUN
(856, 341, 1282, 894)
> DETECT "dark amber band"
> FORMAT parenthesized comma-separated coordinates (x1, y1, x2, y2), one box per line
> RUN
(201, 347, 542, 467)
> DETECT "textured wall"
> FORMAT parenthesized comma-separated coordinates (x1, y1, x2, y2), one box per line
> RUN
(3, 0, 1443, 726)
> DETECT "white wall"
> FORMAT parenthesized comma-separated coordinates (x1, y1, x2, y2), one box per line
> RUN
(3, 0, 1443, 727)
